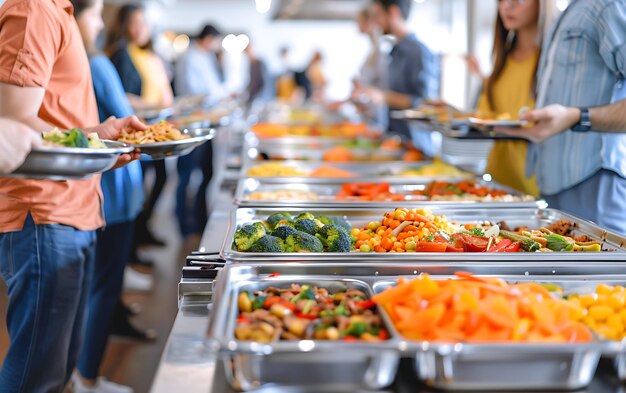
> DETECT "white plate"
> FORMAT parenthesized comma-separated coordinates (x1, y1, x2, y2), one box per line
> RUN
(469, 117, 528, 128)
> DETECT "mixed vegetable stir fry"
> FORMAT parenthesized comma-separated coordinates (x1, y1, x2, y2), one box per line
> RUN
(353, 208, 603, 253)
(416, 180, 534, 202)
(235, 284, 390, 342)
(43, 128, 106, 148)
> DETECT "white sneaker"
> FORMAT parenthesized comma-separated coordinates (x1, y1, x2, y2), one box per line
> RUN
(72, 374, 134, 393)
(123, 266, 153, 292)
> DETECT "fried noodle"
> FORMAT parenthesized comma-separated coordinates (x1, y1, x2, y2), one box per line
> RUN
(118, 121, 190, 144)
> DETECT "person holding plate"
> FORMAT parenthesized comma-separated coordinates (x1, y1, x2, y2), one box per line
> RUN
(494, 0, 626, 235)
(0, 0, 144, 390)
(475, 0, 560, 197)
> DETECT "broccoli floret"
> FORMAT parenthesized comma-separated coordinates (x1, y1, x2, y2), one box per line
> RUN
(316, 215, 352, 233)
(267, 213, 293, 230)
(315, 224, 352, 253)
(274, 220, 295, 229)
(233, 222, 267, 251)
(247, 235, 285, 253)
(283, 231, 324, 253)
(295, 212, 315, 221)
(271, 225, 299, 239)
(294, 218, 318, 235)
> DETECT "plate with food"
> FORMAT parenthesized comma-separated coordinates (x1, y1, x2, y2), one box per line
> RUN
(469, 117, 528, 128)
(118, 121, 215, 159)
(9, 128, 133, 180)
(469, 110, 529, 128)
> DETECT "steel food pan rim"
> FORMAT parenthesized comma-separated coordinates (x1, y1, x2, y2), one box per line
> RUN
(234, 177, 543, 208)
(221, 207, 626, 261)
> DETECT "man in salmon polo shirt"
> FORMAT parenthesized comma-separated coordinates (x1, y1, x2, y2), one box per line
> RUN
(0, 0, 146, 391)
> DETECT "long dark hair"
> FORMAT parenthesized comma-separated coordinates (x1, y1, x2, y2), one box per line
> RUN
(105, 4, 152, 57)
(70, 0, 97, 16)
(485, 10, 540, 111)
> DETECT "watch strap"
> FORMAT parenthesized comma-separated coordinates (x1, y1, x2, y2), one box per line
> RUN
(571, 107, 591, 132)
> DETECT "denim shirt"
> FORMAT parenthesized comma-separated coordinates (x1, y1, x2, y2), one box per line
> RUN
(386, 33, 440, 136)
(529, 0, 626, 195)
(90, 55, 144, 226)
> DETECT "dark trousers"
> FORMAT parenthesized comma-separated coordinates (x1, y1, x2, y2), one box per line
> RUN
(137, 160, 167, 229)
(77, 222, 134, 379)
(175, 141, 214, 237)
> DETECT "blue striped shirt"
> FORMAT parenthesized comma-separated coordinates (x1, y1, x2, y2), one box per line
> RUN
(529, 0, 626, 195)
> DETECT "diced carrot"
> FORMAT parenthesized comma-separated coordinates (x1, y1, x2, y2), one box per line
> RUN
(479, 295, 518, 329)
(357, 232, 371, 241)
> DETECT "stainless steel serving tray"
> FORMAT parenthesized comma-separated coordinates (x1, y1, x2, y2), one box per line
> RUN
(134, 128, 215, 159)
(244, 132, 414, 162)
(234, 177, 543, 209)
(221, 207, 626, 262)
(207, 263, 625, 391)
(240, 160, 462, 184)
(211, 276, 399, 391)
(248, 144, 408, 162)
(7, 140, 133, 181)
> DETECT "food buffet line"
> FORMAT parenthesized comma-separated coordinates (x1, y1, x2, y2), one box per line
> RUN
(151, 105, 626, 393)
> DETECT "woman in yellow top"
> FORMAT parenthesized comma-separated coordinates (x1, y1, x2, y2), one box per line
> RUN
(477, 0, 558, 197)
(106, 4, 174, 110)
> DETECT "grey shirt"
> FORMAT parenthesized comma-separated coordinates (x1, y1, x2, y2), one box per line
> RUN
(386, 33, 440, 136)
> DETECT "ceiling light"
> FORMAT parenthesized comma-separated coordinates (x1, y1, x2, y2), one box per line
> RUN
(222, 34, 250, 54)
(172, 34, 190, 53)
(255, 0, 272, 14)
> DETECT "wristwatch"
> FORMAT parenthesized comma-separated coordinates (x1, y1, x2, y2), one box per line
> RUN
(571, 107, 592, 132)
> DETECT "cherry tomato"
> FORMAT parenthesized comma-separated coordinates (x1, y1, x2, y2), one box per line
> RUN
(355, 300, 376, 309)
(487, 239, 512, 252)
(503, 241, 521, 252)
(451, 233, 490, 252)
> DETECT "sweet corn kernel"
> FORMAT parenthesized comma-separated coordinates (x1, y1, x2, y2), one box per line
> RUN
(596, 283, 614, 295)
(569, 305, 586, 321)
(588, 305, 613, 322)
(608, 293, 626, 311)
(578, 294, 597, 308)
(607, 314, 624, 335)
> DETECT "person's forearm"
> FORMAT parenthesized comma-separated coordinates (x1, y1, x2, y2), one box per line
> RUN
(589, 100, 626, 133)
(0, 114, 54, 133)
(384, 91, 413, 110)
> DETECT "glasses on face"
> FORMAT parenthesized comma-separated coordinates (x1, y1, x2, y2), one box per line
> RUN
(499, 0, 526, 6)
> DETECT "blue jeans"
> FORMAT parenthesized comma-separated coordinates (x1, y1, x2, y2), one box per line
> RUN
(544, 169, 626, 236)
(77, 221, 133, 380)
(176, 141, 213, 237)
(0, 214, 96, 393)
